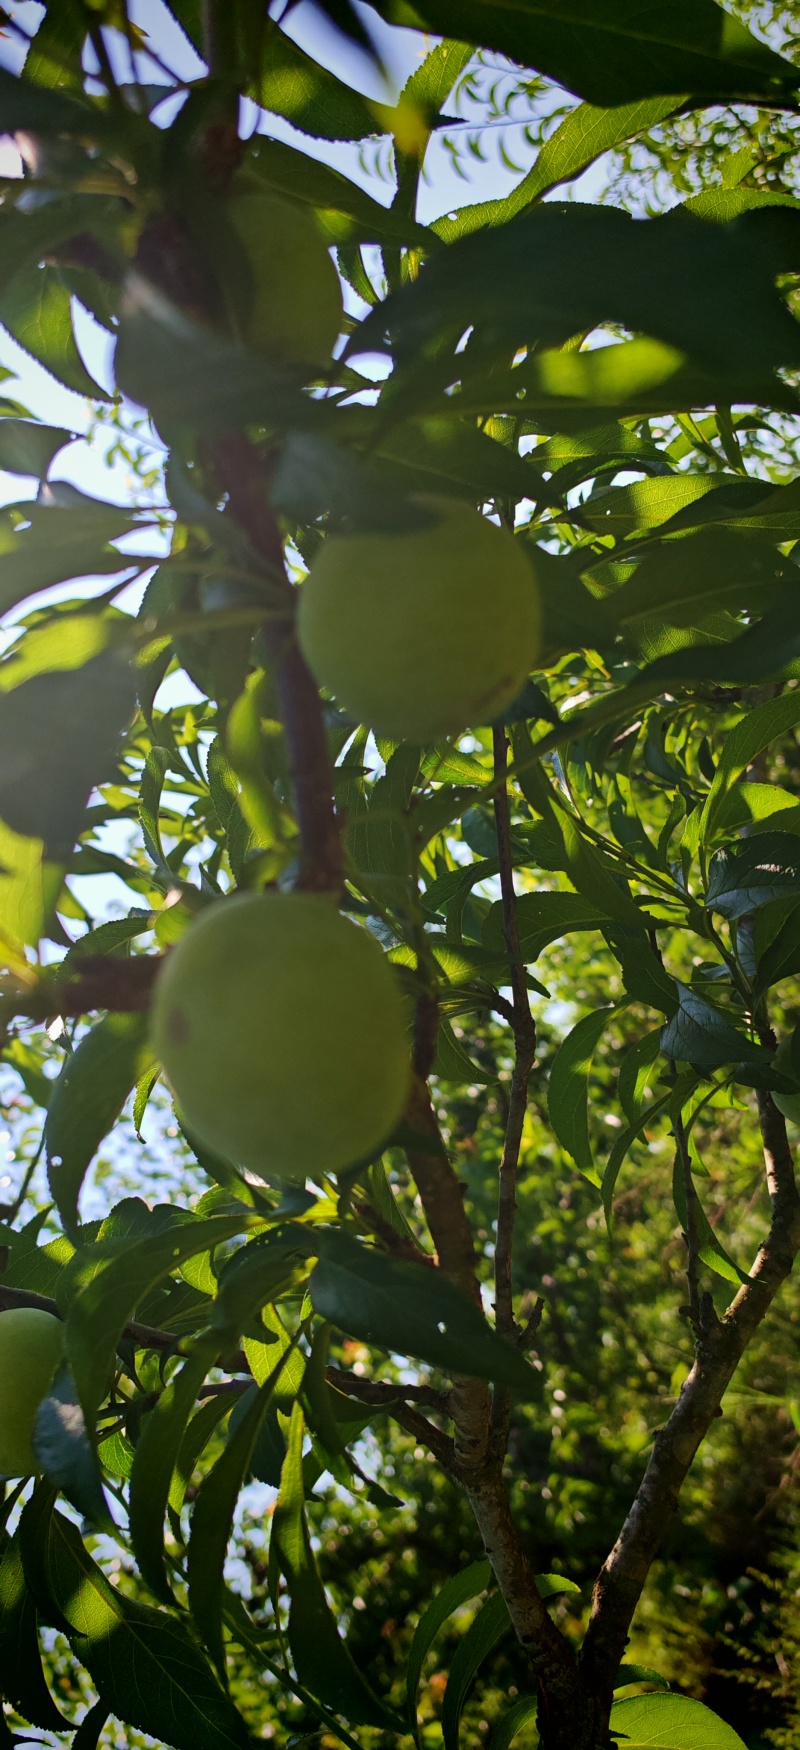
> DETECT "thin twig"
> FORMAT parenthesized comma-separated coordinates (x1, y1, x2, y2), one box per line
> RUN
(491, 724, 537, 1340)
(325, 1364, 448, 1413)
(491, 726, 537, 1456)
(0, 1281, 235, 1358)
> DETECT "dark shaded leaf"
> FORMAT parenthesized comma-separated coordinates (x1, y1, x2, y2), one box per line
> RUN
(116, 273, 310, 433)
(484, 889, 608, 963)
(44, 1509, 251, 1750)
(357, 205, 800, 380)
(406, 1559, 492, 1730)
(244, 136, 430, 246)
(0, 419, 71, 478)
(129, 1341, 217, 1604)
(188, 1354, 292, 1672)
(661, 982, 768, 1068)
(272, 1403, 395, 1727)
(33, 1361, 112, 1531)
(706, 833, 800, 920)
(66, 1213, 253, 1433)
(0, 1525, 67, 1730)
(441, 1577, 579, 1750)
(548, 1006, 623, 1183)
(45, 1014, 153, 1234)
(309, 1228, 537, 1391)
(368, 0, 797, 107)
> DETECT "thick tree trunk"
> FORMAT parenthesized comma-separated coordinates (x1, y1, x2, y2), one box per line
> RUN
(536, 1682, 611, 1750)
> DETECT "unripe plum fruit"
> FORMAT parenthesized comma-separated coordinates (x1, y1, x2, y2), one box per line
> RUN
(297, 495, 542, 743)
(151, 893, 410, 1183)
(228, 188, 342, 368)
(772, 1038, 800, 1124)
(0, 1308, 64, 1477)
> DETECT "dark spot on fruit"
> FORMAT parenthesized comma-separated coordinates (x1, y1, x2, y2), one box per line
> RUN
(167, 1006, 190, 1047)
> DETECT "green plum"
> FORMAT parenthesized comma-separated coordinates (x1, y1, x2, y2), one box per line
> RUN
(297, 495, 542, 743)
(151, 892, 410, 1183)
(228, 187, 342, 368)
(772, 1038, 800, 1124)
(0, 1307, 64, 1477)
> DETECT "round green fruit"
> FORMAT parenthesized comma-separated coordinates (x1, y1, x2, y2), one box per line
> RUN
(151, 892, 410, 1183)
(228, 188, 342, 368)
(297, 495, 542, 743)
(0, 1308, 64, 1477)
(772, 1038, 800, 1124)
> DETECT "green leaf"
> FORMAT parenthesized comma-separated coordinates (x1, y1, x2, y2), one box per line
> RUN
(0, 638, 136, 859)
(45, 1013, 154, 1234)
(619, 1030, 664, 1126)
(169, 1395, 235, 1522)
(369, 0, 798, 106)
(372, 418, 542, 503)
(700, 693, 800, 838)
(0, 419, 71, 478)
(0, 820, 61, 964)
(615, 1664, 670, 1692)
(272, 1403, 393, 1727)
(488, 1696, 539, 1750)
(308, 1228, 538, 1392)
(609, 1693, 747, 1747)
(441, 1577, 578, 1750)
(435, 95, 684, 241)
(33, 1361, 112, 1531)
(43, 1509, 251, 1750)
(252, 28, 387, 140)
(0, 262, 109, 399)
(0, 62, 98, 133)
(442, 1591, 512, 1750)
(65, 1213, 253, 1435)
(359, 205, 800, 381)
(406, 1558, 492, 1731)
(433, 1019, 495, 1084)
(0, 1525, 67, 1731)
(212, 1233, 309, 1351)
(453, 336, 795, 425)
(661, 982, 767, 1069)
(548, 1006, 623, 1184)
(755, 898, 800, 995)
(671, 1151, 747, 1286)
(188, 1351, 293, 1673)
(116, 273, 309, 433)
(602, 1092, 673, 1222)
(705, 833, 800, 920)
(129, 1341, 217, 1603)
(0, 496, 136, 615)
(611, 528, 786, 628)
(243, 136, 430, 247)
(484, 890, 608, 962)
(60, 911, 153, 978)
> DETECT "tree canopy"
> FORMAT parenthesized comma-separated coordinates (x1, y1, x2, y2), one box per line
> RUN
(1, 3, 800, 1749)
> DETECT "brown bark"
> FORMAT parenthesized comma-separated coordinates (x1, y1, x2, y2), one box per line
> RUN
(580, 1089, 800, 1702)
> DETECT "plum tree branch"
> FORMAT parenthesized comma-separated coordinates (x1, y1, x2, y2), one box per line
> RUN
(491, 724, 537, 1460)
(210, 431, 344, 896)
(580, 1084, 800, 1700)
(403, 1074, 492, 1472)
